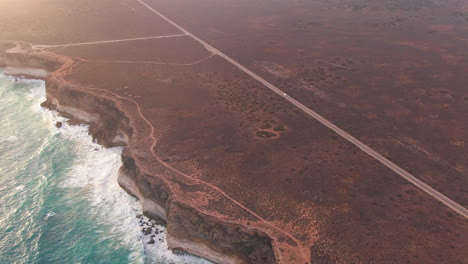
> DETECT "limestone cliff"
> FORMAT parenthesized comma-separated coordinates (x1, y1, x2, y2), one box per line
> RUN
(0, 41, 277, 264)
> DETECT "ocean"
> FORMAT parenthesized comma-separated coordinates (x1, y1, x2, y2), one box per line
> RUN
(0, 73, 210, 264)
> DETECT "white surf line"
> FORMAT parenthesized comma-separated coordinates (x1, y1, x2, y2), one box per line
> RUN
(135, 0, 468, 219)
(32, 34, 187, 49)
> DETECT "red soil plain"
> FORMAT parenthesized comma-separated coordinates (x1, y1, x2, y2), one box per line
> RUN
(1, 0, 467, 263)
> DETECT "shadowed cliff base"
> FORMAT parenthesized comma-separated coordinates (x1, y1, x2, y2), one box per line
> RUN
(1, 0, 467, 263)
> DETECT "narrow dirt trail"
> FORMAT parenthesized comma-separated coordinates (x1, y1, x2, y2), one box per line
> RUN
(80, 53, 215, 66)
(4, 37, 309, 264)
(85, 87, 309, 263)
(32, 34, 187, 49)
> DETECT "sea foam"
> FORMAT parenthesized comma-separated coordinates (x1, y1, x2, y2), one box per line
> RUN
(20, 76, 211, 264)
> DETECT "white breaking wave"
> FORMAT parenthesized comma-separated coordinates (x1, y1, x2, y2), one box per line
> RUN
(14, 185, 25, 190)
(6, 135, 18, 142)
(45, 212, 56, 219)
(20, 77, 211, 264)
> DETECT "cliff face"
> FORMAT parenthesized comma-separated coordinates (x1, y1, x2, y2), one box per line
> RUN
(1, 42, 276, 264)
(0, 43, 61, 72)
(44, 81, 132, 147)
(120, 149, 275, 264)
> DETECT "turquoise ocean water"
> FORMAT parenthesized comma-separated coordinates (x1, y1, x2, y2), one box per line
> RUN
(0, 73, 210, 264)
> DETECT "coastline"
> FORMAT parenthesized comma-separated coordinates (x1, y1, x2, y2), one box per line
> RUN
(0, 73, 211, 264)
(0, 74, 146, 263)
(0, 41, 280, 264)
(2, 67, 48, 79)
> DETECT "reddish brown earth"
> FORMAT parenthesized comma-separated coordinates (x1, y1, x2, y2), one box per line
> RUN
(1, 0, 467, 263)
(145, 0, 468, 206)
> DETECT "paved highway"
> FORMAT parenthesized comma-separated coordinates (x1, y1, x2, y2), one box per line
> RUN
(136, 0, 468, 219)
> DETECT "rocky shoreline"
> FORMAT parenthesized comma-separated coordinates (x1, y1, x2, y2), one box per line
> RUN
(0, 41, 279, 264)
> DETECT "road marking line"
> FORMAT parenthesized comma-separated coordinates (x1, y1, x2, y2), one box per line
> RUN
(135, 0, 467, 219)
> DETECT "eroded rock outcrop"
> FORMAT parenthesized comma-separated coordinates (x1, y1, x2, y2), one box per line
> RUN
(0, 41, 278, 264)
(119, 148, 275, 264)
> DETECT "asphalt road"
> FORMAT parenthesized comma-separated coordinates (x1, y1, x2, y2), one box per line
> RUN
(136, 0, 468, 219)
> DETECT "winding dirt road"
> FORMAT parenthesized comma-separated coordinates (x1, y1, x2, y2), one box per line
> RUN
(7, 41, 308, 262)
(85, 87, 307, 263)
